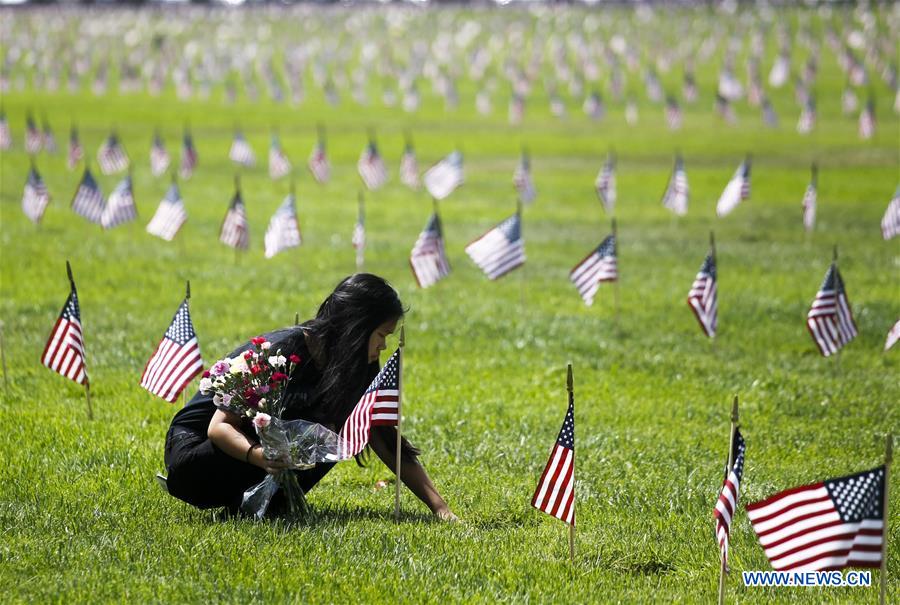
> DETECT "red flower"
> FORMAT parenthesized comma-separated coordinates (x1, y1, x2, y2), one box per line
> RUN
(250, 365, 263, 375)
(251, 337, 266, 346)
(243, 351, 254, 360)
(289, 354, 302, 364)
(271, 372, 289, 382)
(202, 370, 211, 378)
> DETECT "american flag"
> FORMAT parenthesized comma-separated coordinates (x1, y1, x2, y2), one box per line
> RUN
(229, 131, 256, 167)
(423, 151, 464, 200)
(858, 100, 875, 140)
(582, 91, 604, 120)
(687, 252, 717, 338)
(25, 114, 42, 154)
(179, 130, 198, 179)
(22, 164, 51, 224)
(101, 174, 138, 230)
(884, 319, 900, 352)
(716, 157, 751, 217)
(531, 397, 575, 526)
(842, 87, 859, 115)
(665, 96, 683, 130)
(71, 168, 105, 225)
(352, 196, 366, 269)
(881, 188, 899, 240)
(147, 183, 187, 241)
(661, 155, 689, 216)
(569, 235, 617, 306)
(513, 152, 536, 204)
(264, 192, 302, 259)
(268, 135, 292, 180)
(0, 111, 10, 150)
(762, 98, 779, 128)
(150, 133, 170, 177)
(308, 140, 330, 184)
(595, 154, 616, 214)
(140, 299, 204, 403)
(714, 429, 745, 568)
(220, 190, 249, 250)
(715, 93, 737, 124)
(339, 348, 401, 459)
(358, 141, 388, 191)
(797, 97, 816, 134)
(508, 93, 525, 125)
(97, 133, 129, 175)
(67, 126, 84, 170)
(399, 144, 420, 190)
(466, 212, 525, 281)
(807, 263, 858, 357)
(683, 72, 698, 102)
(41, 281, 87, 385)
(410, 212, 450, 288)
(41, 120, 57, 153)
(802, 164, 818, 232)
(746, 466, 886, 571)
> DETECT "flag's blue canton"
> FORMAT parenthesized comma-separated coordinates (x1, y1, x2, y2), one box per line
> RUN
(369, 350, 400, 393)
(820, 264, 845, 293)
(231, 192, 244, 209)
(701, 254, 717, 280)
(64, 290, 81, 321)
(556, 402, 575, 450)
(165, 183, 181, 202)
(424, 213, 442, 235)
(165, 301, 196, 345)
(825, 467, 885, 523)
(498, 214, 521, 242)
(731, 430, 745, 479)
(596, 235, 616, 257)
(82, 170, 99, 191)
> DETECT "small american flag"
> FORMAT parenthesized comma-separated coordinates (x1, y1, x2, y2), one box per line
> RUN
(884, 319, 900, 352)
(880, 187, 900, 240)
(339, 348, 401, 459)
(595, 154, 616, 214)
(179, 131, 198, 179)
(582, 91, 604, 120)
(802, 164, 818, 232)
(807, 263, 858, 357)
(101, 174, 138, 230)
(399, 144, 420, 190)
(25, 114, 42, 154)
(466, 212, 525, 281)
(716, 157, 751, 217)
(423, 151, 464, 200)
(531, 398, 575, 526)
(661, 155, 689, 216)
(714, 429, 745, 568)
(358, 141, 388, 191)
(842, 87, 859, 115)
(410, 212, 450, 288)
(140, 299, 204, 403)
(858, 100, 875, 140)
(761, 98, 779, 128)
(687, 252, 718, 338)
(147, 183, 187, 241)
(683, 72, 698, 102)
(747, 466, 886, 571)
(268, 135, 292, 180)
(665, 96, 683, 130)
(508, 93, 525, 125)
(67, 126, 84, 170)
(513, 152, 536, 204)
(352, 196, 366, 268)
(0, 111, 11, 150)
(264, 192, 302, 259)
(220, 189, 249, 250)
(308, 140, 330, 184)
(41, 120, 57, 153)
(150, 133, 170, 177)
(22, 164, 51, 224)
(97, 133, 129, 175)
(796, 97, 816, 134)
(229, 131, 256, 167)
(569, 235, 617, 306)
(715, 94, 737, 124)
(41, 281, 88, 385)
(71, 168, 105, 225)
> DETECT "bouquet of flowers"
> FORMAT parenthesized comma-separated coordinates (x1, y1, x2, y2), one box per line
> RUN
(200, 336, 342, 519)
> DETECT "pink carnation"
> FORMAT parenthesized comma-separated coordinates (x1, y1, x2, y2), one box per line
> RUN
(253, 413, 271, 430)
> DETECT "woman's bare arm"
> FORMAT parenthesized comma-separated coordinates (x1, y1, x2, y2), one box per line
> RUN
(368, 428, 457, 520)
(207, 409, 288, 474)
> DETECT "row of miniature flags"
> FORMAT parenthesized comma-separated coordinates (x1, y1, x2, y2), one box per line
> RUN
(532, 382, 890, 587)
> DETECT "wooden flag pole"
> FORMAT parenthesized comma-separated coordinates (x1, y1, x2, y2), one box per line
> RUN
(567, 363, 575, 563)
(0, 320, 8, 396)
(394, 325, 406, 521)
(711, 231, 718, 352)
(67, 261, 93, 420)
(612, 218, 620, 330)
(183, 280, 191, 407)
(234, 175, 242, 266)
(880, 434, 892, 605)
(833, 245, 840, 376)
(518, 200, 526, 308)
(717, 396, 740, 605)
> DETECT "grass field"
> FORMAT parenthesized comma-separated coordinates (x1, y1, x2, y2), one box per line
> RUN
(1, 5, 898, 603)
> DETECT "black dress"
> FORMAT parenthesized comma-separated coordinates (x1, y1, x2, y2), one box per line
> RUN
(163, 325, 346, 513)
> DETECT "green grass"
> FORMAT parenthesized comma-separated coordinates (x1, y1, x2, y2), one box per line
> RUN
(1, 5, 899, 604)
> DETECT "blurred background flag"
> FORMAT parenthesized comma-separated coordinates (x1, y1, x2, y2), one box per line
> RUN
(264, 190, 302, 259)
(41, 117, 56, 153)
(228, 130, 255, 167)
(357, 139, 388, 191)
(150, 132, 170, 177)
(423, 151, 463, 200)
(308, 126, 330, 184)
(885, 319, 900, 352)
(687, 250, 717, 338)
(67, 125, 83, 170)
(179, 129, 197, 179)
(802, 164, 818, 232)
(399, 140, 419, 190)
(147, 181, 187, 242)
(219, 185, 249, 250)
(71, 167, 105, 225)
(0, 110, 11, 150)
(409, 212, 450, 289)
(101, 174, 137, 230)
(661, 155, 689, 216)
(25, 113, 41, 154)
(595, 153, 616, 214)
(881, 187, 900, 240)
(716, 156, 751, 217)
(569, 234, 617, 306)
(807, 262, 858, 357)
(465, 212, 525, 281)
(97, 132, 129, 175)
(513, 150, 536, 204)
(22, 163, 50, 225)
(268, 134, 291, 180)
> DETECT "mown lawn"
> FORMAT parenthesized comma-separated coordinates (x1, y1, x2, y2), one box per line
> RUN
(0, 6, 898, 603)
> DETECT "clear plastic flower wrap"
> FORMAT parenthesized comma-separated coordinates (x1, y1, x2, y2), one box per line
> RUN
(240, 416, 344, 519)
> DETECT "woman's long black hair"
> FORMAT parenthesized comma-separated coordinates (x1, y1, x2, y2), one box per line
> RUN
(303, 273, 405, 422)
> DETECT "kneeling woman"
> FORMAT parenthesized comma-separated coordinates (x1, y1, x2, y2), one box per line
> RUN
(163, 273, 455, 520)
